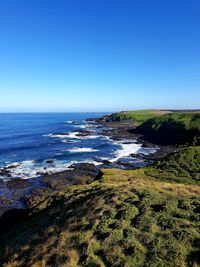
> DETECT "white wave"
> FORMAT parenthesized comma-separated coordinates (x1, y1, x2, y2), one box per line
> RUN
(100, 135, 112, 141)
(47, 132, 99, 139)
(86, 135, 100, 139)
(4, 160, 37, 179)
(109, 139, 158, 162)
(64, 132, 80, 138)
(6, 162, 21, 168)
(110, 141, 142, 162)
(1, 158, 102, 180)
(66, 132, 99, 140)
(66, 120, 73, 123)
(66, 147, 98, 153)
(61, 139, 79, 143)
(73, 124, 96, 132)
(74, 125, 87, 129)
(47, 133, 69, 138)
(84, 160, 102, 166)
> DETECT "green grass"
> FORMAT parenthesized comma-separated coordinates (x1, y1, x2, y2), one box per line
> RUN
(136, 112, 200, 145)
(1, 147, 200, 267)
(117, 110, 170, 126)
(113, 110, 200, 145)
(145, 146, 200, 185)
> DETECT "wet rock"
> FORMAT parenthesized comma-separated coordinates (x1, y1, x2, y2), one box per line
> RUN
(0, 164, 21, 178)
(116, 161, 138, 169)
(130, 153, 146, 159)
(46, 159, 54, 164)
(6, 163, 20, 169)
(6, 178, 31, 189)
(43, 163, 103, 190)
(0, 168, 12, 177)
(72, 130, 93, 137)
(96, 159, 111, 165)
(100, 125, 139, 141)
(87, 113, 121, 123)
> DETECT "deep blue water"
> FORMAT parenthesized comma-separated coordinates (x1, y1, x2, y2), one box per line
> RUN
(0, 113, 105, 165)
(0, 113, 156, 180)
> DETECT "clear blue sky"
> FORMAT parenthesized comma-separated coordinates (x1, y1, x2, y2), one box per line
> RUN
(0, 0, 199, 112)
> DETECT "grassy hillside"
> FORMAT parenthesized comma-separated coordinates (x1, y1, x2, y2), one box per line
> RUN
(117, 110, 170, 126)
(136, 112, 200, 145)
(1, 147, 200, 267)
(145, 146, 200, 185)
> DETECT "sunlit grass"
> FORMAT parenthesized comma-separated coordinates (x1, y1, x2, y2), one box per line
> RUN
(1, 146, 200, 266)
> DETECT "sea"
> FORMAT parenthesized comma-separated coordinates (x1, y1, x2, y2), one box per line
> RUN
(0, 113, 156, 180)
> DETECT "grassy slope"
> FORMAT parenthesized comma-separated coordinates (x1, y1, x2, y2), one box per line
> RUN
(145, 146, 200, 185)
(136, 112, 200, 145)
(1, 148, 200, 267)
(117, 110, 170, 126)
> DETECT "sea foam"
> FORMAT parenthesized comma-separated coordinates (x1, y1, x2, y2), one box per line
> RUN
(65, 147, 98, 153)
(110, 141, 142, 162)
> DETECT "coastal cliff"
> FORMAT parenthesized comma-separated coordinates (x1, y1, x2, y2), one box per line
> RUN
(95, 110, 200, 146)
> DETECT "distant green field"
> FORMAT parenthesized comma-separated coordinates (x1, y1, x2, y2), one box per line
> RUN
(117, 110, 171, 126)
(138, 112, 200, 131)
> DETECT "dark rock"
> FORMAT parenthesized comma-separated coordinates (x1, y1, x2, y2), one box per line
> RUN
(24, 187, 53, 209)
(116, 161, 137, 169)
(96, 159, 111, 165)
(43, 163, 103, 190)
(0, 168, 12, 177)
(87, 113, 121, 123)
(69, 162, 98, 172)
(6, 178, 31, 189)
(130, 153, 145, 159)
(0, 164, 21, 178)
(50, 132, 68, 136)
(72, 130, 93, 137)
(6, 163, 20, 169)
(46, 159, 54, 164)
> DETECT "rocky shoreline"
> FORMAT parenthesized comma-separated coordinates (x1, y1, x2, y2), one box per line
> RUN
(0, 162, 103, 216)
(88, 116, 179, 159)
(0, 115, 179, 218)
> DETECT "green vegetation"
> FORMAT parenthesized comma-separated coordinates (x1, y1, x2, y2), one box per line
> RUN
(1, 147, 200, 267)
(117, 110, 170, 126)
(145, 146, 200, 185)
(113, 110, 200, 145)
(136, 112, 200, 145)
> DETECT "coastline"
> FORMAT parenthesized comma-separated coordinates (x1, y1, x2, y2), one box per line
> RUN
(0, 113, 177, 217)
(0, 111, 199, 266)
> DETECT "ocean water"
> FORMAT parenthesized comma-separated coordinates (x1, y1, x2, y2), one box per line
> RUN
(0, 113, 156, 180)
